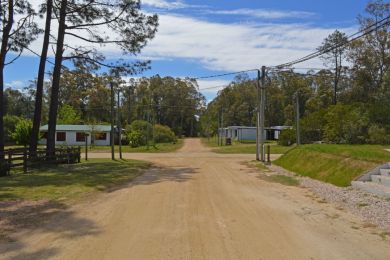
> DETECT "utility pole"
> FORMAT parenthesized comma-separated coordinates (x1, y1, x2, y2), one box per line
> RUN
(221, 107, 224, 146)
(117, 89, 123, 159)
(256, 69, 261, 161)
(295, 92, 301, 145)
(261, 66, 266, 161)
(260, 66, 266, 162)
(110, 82, 115, 160)
(217, 111, 220, 146)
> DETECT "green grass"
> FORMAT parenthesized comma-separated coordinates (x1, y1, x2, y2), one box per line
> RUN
(259, 174, 300, 186)
(81, 139, 184, 153)
(201, 137, 293, 154)
(0, 159, 150, 202)
(274, 144, 390, 187)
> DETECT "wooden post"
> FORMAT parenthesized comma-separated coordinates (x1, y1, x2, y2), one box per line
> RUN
(66, 147, 70, 164)
(8, 150, 12, 166)
(78, 146, 81, 163)
(85, 134, 88, 161)
(267, 145, 271, 165)
(23, 149, 27, 174)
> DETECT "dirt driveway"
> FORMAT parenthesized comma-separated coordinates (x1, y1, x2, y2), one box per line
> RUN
(1, 139, 389, 259)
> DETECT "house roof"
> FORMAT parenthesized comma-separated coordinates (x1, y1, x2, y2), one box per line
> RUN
(223, 126, 292, 130)
(40, 125, 112, 132)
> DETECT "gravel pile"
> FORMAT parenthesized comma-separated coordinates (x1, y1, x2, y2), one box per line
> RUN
(269, 165, 390, 231)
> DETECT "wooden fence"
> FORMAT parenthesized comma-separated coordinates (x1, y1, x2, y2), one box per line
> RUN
(0, 147, 81, 176)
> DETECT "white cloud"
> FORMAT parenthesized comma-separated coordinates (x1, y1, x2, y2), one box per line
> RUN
(5, 80, 28, 90)
(20, 1, 355, 74)
(141, 0, 188, 9)
(141, 14, 355, 71)
(207, 8, 315, 19)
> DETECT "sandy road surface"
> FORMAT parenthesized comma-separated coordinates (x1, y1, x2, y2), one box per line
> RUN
(1, 139, 389, 259)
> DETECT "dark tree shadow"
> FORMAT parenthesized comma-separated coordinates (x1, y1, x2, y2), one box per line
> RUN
(0, 200, 100, 259)
(0, 163, 198, 259)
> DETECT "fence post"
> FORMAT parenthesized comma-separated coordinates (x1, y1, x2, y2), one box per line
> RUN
(267, 145, 271, 165)
(8, 150, 12, 166)
(23, 149, 27, 174)
(66, 147, 70, 164)
(78, 146, 81, 163)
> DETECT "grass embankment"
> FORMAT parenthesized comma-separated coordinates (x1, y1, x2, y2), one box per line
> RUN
(81, 139, 184, 153)
(0, 159, 150, 202)
(202, 138, 293, 154)
(274, 144, 390, 187)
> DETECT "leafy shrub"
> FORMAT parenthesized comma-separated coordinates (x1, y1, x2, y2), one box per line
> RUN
(300, 109, 326, 144)
(127, 130, 145, 148)
(125, 120, 152, 147)
(278, 129, 296, 146)
(11, 118, 33, 147)
(367, 124, 390, 144)
(153, 124, 176, 143)
(4, 115, 21, 144)
(324, 104, 369, 144)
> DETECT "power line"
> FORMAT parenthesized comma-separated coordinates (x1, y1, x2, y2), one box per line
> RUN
(193, 69, 258, 80)
(272, 14, 390, 69)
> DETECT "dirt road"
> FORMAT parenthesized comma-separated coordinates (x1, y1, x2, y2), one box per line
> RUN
(1, 139, 389, 259)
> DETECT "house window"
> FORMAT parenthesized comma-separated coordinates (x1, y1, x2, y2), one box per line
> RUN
(95, 132, 107, 141)
(56, 132, 66, 142)
(42, 132, 48, 139)
(76, 132, 86, 142)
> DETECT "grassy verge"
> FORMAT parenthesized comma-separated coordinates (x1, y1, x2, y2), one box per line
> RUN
(244, 160, 299, 186)
(201, 137, 293, 154)
(274, 144, 390, 187)
(81, 139, 184, 153)
(258, 174, 300, 186)
(0, 159, 150, 202)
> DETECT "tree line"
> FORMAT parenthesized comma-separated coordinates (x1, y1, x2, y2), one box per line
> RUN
(201, 0, 390, 145)
(3, 71, 206, 145)
(0, 0, 159, 158)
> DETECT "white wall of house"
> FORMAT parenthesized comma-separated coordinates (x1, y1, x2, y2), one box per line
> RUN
(39, 131, 111, 146)
(238, 128, 257, 141)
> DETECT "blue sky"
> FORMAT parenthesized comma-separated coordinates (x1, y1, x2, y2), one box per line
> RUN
(5, 0, 370, 101)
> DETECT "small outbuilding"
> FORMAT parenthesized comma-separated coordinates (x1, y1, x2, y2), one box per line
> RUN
(219, 125, 292, 142)
(39, 125, 113, 146)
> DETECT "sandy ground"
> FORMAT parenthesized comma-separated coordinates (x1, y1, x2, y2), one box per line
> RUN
(0, 139, 389, 259)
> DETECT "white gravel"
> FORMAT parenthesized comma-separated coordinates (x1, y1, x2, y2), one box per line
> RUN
(269, 165, 390, 231)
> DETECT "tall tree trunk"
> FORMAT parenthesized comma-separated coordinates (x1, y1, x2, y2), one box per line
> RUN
(0, 0, 14, 160)
(47, 0, 67, 156)
(30, 0, 53, 155)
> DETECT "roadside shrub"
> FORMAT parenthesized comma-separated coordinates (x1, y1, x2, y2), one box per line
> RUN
(125, 120, 152, 147)
(127, 120, 152, 138)
(127, 130, 145, 148)
(153, 124, 176, 143)
(324, 104, 369, 144)
(300, 109, 326, 144)
(11, 118, 32, 147)
(367, 124, 390, 144)
(278, 129, 296, 146)
(4, 115, 20, 144)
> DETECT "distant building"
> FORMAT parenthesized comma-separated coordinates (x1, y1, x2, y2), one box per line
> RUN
(219, 125, 292, 141)
(39, 125, 113, 146)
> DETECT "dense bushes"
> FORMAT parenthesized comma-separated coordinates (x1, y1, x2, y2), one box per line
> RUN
(299, 103, 390, 145)
(367, 124, 390, 145)
(278, 129, 296, 146)
(153, 124, 176, 143)
(4, 115, 20, 144)
(125, 120, 177, 147)
(11, 118, 33, 147)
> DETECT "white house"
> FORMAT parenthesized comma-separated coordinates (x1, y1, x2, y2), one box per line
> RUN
(39, 125, 112, 146)
(219, 126, 292, 142)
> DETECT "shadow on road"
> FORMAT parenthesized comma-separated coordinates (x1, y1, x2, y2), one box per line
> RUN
(132, 166, 198, 186)
(0, 200, 100, 259)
